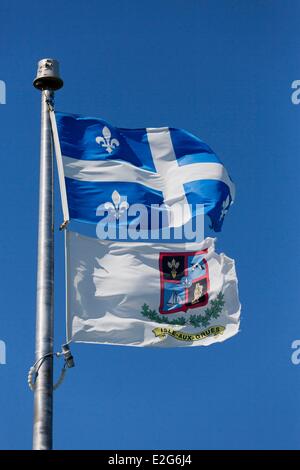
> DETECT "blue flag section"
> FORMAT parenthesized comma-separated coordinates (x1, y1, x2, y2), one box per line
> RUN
(55, 112, 235, 240)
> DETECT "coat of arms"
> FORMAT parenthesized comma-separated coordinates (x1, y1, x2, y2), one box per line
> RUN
(159, 250, 209, 315)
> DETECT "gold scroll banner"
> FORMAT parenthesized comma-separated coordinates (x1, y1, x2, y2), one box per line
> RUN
(152, 325, 225, 342)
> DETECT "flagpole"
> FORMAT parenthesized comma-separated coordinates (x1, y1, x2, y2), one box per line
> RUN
(32, 59, 63, 450)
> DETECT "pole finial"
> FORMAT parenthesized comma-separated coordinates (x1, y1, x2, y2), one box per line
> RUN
(33, 58, 63, 91)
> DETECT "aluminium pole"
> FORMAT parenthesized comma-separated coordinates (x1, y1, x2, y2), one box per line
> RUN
(32, 59, 63, 450)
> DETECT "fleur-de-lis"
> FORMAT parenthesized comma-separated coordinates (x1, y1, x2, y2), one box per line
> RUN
(103, 190, 129, 219)
(220, 194, 231, 221)
(168, 258, 180, 279)
(96, 126, 120, 154)
(181, 276, 192, 288)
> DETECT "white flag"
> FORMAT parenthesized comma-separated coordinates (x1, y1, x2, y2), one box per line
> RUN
(66, 232, 240, 347)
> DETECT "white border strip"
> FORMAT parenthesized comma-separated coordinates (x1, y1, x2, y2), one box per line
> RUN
(49, 110, 70, 223)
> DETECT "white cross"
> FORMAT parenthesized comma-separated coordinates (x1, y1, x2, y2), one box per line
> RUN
(62, 128, 235, 228)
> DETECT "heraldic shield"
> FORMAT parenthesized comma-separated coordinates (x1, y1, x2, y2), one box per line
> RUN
(159, 249, 210, 315)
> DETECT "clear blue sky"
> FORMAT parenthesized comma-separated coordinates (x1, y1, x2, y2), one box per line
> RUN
(0, 0, 299, 450)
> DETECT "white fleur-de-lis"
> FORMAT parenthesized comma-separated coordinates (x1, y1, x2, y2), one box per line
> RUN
(96, 126, 120, 154)
(181, 276, 192, 288)
(104, 190, 129, 219)
(220, 195, 231, 221)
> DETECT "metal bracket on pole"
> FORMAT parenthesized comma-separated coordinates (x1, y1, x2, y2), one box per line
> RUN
(28, 344, 75, 393)
(32, 58, 63, 451)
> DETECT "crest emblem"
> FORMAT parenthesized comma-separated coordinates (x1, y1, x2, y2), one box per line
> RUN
(159, 250, 209, 315)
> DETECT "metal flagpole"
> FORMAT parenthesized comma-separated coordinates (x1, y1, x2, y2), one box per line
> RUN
(32, 59, 63, 450)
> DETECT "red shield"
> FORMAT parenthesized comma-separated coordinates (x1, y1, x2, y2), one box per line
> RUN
(159, 249, 210, 315)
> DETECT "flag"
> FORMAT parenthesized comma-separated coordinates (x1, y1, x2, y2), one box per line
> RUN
(55, 112, 235, 235)
(66, 234, 240, 347)
(50, 111, 240, 347)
